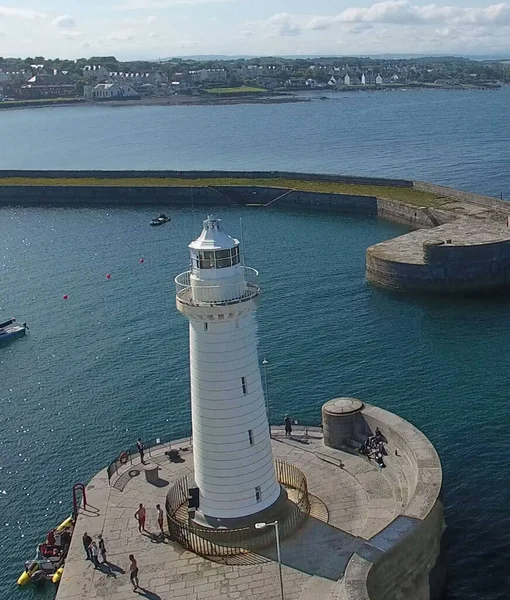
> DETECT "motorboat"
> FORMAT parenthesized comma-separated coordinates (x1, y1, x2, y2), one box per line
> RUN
(17, 515, 74, 586)
(150, 213, 171, 226)
(0, 318, 27, 342)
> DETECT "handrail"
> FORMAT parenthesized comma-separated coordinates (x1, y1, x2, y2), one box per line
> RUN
(165, 460, 310, 556)
(106, 432, 192, 484)
(175, 267, 260, 307)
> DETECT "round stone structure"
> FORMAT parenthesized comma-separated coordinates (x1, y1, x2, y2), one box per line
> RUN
(322, 397, 365, 450)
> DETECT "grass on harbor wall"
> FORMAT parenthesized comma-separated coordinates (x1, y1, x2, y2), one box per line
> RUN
(0, 177, 444, 207)
(0, 98, 85, 108)
(204, 86, 267, 94)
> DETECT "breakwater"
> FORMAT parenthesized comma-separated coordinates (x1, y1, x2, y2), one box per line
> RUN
(2, 169, 510, 294)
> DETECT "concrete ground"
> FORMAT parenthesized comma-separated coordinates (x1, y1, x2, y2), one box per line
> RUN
(56, 428, 403, 600)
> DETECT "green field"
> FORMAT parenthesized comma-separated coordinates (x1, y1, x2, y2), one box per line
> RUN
(204, 86, 267, 94)
(0, 98, 85, 108)
(0, 176, 445, 207)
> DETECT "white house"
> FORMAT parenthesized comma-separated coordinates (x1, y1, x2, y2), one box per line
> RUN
(328, 76, 337, 86)
(84, 82, 138, 100)
(361, 73, 366, 85)
(83, 65, 109, 79)
(375, 74, 384, 85)
(344, 73, 351, 86)
(306, 78, 318, 88)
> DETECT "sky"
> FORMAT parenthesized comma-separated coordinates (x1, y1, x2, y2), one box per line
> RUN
(1, 0, 510, 60)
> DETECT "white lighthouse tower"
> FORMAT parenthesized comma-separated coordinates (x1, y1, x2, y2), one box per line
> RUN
(175, 216, 283, 527)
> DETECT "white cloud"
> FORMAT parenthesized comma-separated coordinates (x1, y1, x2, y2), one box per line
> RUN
(267, 13, 301, 37)
(0, 6, 44, 19)
(61, 30, 82, 39)
(52, 15, 77, 29)
(106, 32, 136, 41)
(251, 2, 510, 37)
(116, 0, 236, 9)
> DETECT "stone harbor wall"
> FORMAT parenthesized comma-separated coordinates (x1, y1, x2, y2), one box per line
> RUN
(414, 180, 507, 210)
(3, 170, 510, 294)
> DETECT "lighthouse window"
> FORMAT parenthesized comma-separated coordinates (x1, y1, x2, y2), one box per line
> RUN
(204, 322, 208, 332)
(215, 249, 231, 269)
(248, 429, 254, 445)
(241, 377, 247, 395)
(255, 486, 262, 502)
(198, 251, 215, 269)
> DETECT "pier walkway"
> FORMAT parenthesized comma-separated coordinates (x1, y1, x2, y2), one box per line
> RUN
(55, 426, 417, 600)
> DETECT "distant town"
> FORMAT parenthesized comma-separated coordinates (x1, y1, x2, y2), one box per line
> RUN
(0, 55, 508, 107)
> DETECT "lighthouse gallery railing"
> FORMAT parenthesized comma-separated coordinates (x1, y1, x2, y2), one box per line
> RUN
(175, 266, 260, 307)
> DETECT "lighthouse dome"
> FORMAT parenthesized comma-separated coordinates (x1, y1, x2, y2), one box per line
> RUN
(189, 216, 238, 251)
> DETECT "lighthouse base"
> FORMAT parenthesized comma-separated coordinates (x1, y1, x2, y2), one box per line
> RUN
(193, 485, 289, 531)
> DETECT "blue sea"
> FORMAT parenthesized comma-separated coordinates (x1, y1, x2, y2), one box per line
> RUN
(1, 87, 510, 600)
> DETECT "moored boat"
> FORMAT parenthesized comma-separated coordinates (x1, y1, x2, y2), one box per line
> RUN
(0, 318, 27, 342)
(150, 213, 171, 226)
(17, 515, 73, 587)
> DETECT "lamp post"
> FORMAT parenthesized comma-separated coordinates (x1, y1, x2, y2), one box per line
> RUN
(262, 358, 271, 432)
(255, 521, 284, 600)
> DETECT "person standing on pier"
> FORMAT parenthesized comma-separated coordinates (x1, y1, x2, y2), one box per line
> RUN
(284, 415, 293, 438)
(82, 532, 92, 560)
(156, 504, 164, 536)
(136, 438, 145, 464)
(98, 534, 107, 564)
(134, 503, 147, 533)
(129, 555, 139, 591)
(89, 540, 100, 568)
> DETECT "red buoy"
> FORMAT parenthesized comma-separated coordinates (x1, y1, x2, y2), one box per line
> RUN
(139, 258, 144, 264)
(62, 294, 68, 300)
(106, 273, 111, 280)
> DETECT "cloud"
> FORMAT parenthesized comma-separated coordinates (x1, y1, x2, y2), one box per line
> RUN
(116, 0, 236, 9)
(0, 6, 45, 19)
(61, 30, 82, 39)
(52, 15, 77, 29)
(106, 32, 136, 41)
(266, 13, 302, 36)
(252, 2, 510, 38)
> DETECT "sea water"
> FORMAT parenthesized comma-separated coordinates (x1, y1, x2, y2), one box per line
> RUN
(1, 88, 510, 599)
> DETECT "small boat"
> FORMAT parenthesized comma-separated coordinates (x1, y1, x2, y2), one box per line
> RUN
(0, 318, 27, 342)
(150, 213, 171, 226)
(17, 515, 74, 587)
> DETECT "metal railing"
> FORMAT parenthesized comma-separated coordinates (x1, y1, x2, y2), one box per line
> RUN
(175, 267, 260, 307)
(106, 432, 192, 484)
(165, 460, 310, 557)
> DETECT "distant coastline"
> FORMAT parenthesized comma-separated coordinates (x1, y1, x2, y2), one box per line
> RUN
(0, 82, 503, 111)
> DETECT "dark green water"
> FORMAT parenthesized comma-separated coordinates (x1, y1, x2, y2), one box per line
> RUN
(1, 205, 508, 599)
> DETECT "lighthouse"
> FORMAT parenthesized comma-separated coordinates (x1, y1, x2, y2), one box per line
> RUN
(175, 216, 284, 527)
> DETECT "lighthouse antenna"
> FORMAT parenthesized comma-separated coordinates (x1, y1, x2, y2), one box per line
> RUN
(190, 188, 195, 259)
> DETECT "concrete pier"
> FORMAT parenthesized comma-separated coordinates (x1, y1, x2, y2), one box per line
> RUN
(55, 402, 443, 600)
(367, 219, 510, 293)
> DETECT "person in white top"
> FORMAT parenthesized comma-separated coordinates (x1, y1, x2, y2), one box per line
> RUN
(156, 504, 164, 535)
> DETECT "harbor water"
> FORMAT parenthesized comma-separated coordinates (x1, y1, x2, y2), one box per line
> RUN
(1, 87, 510, 599)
